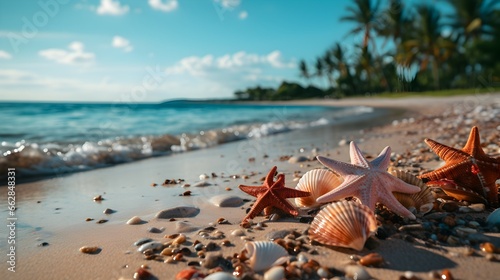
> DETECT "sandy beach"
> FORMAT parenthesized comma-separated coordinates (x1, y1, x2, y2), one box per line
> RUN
(2, 93, 500, 280)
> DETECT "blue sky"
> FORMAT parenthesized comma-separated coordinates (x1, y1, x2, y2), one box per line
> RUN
(0, 0, 441, 102)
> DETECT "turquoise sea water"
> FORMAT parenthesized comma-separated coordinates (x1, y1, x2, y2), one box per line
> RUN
(0, 101, 373, 177)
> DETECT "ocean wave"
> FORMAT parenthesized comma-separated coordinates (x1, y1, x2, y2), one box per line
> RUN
(0, 106, 374, 179)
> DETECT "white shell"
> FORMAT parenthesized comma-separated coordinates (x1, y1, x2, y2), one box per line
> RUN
(263, 266, 285, 280)
(204, 272, 237, 280)
(137, 241, 163, 253)
(389, 169, 435, 214)
(126, 216, 145, 225)
(487, 208, 500, 226)
(244, 241, 288, 272)
(309, 201, 377, 251)
(295, 169, 342, 208)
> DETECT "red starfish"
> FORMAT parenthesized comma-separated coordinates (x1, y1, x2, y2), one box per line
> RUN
(238, 166, 310, 221)
(420, 126, 500, 206)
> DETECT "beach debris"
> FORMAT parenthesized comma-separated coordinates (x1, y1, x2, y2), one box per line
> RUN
(294, 169, 343, 208)
(133, 238, 153, 246)
(174, 221, 200, 233)
(309, 201, 377, 251)
(127, 216, 146, 225)
(93, 195, 104, 201)
(486, 208, 500, 227)
(209, 194, 244, 207)
(79, 246, 100, 254)
(316, 141, 420, 219)
(244, 241, 288, 272)
(103, 208, 115, 214)
(389, 169, 435, 214)
(155, 206, 200, 219)
(238, 166, 310, 221)
(420, 126, 500, 206)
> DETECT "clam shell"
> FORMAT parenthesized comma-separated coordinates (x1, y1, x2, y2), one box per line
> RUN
(295, 169, 342, 208)
(244, 241, 288, 272)
(389, 169, 434, 214)
(308, 201, 377, 251)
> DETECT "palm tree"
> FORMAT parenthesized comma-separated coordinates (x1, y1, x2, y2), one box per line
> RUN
(298, 60, 311, 84)
(377, 0, 414, 46)
(442, 0, 500, 43)
(340, 0, 382, 49)
(314, 58, 326, 87)
(397, 5, 455, 89)
(330, 43, 356, 94)
(322, 51, 336, 88)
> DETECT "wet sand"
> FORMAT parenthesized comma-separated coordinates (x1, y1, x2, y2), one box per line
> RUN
(1, 92, 500, 279)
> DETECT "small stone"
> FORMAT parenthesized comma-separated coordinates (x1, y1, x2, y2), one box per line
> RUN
(441, 269, 454, 280)
(194, 243, 204, 251)
(200, 173, 209, 180)
(288, 156, 308, 163)
(345, 265, 371, 280)
(231, 229, 245, 236)
(133, 268, 153, 280)
(85, 218, 94, 222)
(181, 190, 192, 196)
(134, 238, 153, 246)
(127, 216, 146, 225)
(96, 219, 108, 224)
(79, 246, 100, 254)
(264, 266, 285, 280)
(37, 242, 49, 247)
(202, 252, 223, 268)
(172, 234, 187, 245)
(155, 206, 200, 219)
(103, 208, 115, 214)
(479, 242, 497, 253)
(137, 242, 163, 253)
(468, 203, 485, 212)
(147, 227, 164, 233)
(359, 253, 384, 267)
(93, 195, 103, 201)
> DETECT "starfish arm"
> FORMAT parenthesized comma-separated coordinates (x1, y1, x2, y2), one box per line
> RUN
(425, 138, 469, 162)
(382, 174, 421, 194)
(265, 166, 278, 187)
(239, 185, 265, 197)
(316, 175, 366, 203)
(378, 191, 416, 220)
(463, 126, 487, 158)
(317, 156, 366, 177)
(350, 141, 370, 168)
(370, 146, 391, 170)
(269, 192, 299, 216)
(243, 195, 270, 221)
(275, 187, 311, 198)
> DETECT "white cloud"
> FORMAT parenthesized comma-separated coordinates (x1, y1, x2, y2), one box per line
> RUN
(0, 50, 12, 59)
(148, 0, 178, 12)
(39, 41, 95, 66)
(97, 0, 129, 15)
(239, 11, 248, 20)
(112, 36, 133, 52)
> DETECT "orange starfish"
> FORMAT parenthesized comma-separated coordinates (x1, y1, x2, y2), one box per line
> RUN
(238, 166, 310, 221)
(420, 126, 500, 206)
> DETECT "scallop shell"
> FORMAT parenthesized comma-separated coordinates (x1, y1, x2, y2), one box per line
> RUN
(389, 169, 435, 214)
(308, 201, 377, 251)
(295, 169, 342, 208)
(244, 241, 288, 272)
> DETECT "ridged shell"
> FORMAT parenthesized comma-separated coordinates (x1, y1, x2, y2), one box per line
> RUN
(295, 169, 342, 208)
(389, 169, 435, 214)
(244, 241, 288, 272)
(308, 201, 377, 251)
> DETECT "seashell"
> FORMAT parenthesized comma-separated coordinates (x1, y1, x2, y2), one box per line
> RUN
(137, 241, 163, 253)
(294, 169, 342, 208)
(344, 265, 371, 280)
(486, 208, 500, 227)
(175, 221, 200, 233)
(389, 169, 435, 214)
(209, 194, 244, 207)
(308, 201, 377, 251)
(426, 179, 487, 204)
(244, 241, 288, 272)
(204, 272, 237, 280)
(127, 216, 146, 225)
(79, 246, 100, 254)
(155, 206, 200, 219)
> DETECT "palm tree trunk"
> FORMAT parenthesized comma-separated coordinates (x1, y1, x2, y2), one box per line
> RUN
(432, 58, 440, 89)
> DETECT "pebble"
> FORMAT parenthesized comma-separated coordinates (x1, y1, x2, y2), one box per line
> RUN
(79, 246, 100, 254)
(263, 266, 285, 280)
(137, 242, 163, 253)
(133, 268, 153, 280)
(96, 219, 108, 224)
(344, 265, 371, 280)
(192, 181, 212, 187)
(199, 173, 209, 180)
(134, 238, 153, 246)
(93, 195, 103, 201)
(194, 243, 204, 251)
(209, 194, 244, 207)
(202, 252, 223, 268)
(486, 208, 500, 226)
(317, 267, 329, 278)
(155, 206, 200, 219)
(175, 221, 200, 233)
(127, 216, 146, 225)
(288, 156, 308, 163)
(147, 227, 164, 233)
(359, 253, 384, 267)
(231, 229, 245, 237)
(479, 242, 498, 253)
(37, 242, 49, 247)
(204, 272, 237, 280)
(103, 208, 115, 214)
(172, 234, 187, 245)
(468, 203, 485, 212)
(175, 268, 200, 280)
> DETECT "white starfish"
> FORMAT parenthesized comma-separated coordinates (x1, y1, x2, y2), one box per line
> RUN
(316, 141, 420, 219)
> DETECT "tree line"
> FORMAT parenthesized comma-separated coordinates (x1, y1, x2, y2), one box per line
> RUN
(235, 0, 500, 100)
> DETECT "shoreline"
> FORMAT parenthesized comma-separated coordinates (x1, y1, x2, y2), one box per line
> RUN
(2, 93, 500, 279)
